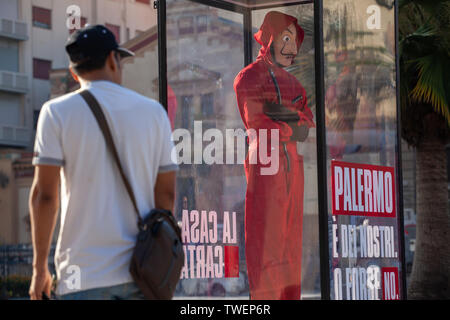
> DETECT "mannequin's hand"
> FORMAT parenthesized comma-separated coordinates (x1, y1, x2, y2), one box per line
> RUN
(290, 124, 310, 142)
(263, 101, 300, 123)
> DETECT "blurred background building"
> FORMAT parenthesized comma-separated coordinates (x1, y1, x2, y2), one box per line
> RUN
(0, 0, 156, 245)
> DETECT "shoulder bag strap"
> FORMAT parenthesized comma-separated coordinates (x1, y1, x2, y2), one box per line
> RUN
(79, 89, 144, 229)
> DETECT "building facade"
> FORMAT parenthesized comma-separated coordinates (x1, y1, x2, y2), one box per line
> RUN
(0, 0, 157, 245)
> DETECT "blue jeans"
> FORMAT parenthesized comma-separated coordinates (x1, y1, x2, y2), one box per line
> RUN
(59, 282, 145, 300)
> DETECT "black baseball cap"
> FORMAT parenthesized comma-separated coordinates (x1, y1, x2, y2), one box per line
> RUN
(65, 24, 134, 65)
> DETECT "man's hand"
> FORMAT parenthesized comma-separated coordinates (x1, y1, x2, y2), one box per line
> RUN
(29, 267, 53, 300)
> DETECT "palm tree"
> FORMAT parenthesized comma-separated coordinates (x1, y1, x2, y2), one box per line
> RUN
(399, 0, 450, 299)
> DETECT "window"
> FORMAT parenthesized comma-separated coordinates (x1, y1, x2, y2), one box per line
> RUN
(167, 20, 178, 37)
(178, 17, 194, 35)
(32, 6, 52, 29)
(201, 93, 214, 116)
(0, 39, 19, 72)
(0, 92, 21, 126)
(105, 23, 121, 43)
(33, 58, 52, 80)
(181, 95, 193, 129)
(197, 16, 207, 33)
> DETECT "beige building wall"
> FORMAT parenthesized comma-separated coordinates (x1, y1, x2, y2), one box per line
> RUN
(17, 0, 157, 149)
(0, 151, 55, 245)
(0, 156, 18, 245)
(16, 181, 32, 244)
(122, 27, 159, 100)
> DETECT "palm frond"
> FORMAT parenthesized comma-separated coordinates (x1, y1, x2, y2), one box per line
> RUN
(404, 23, 436, 40)
(410, 53, 450, 124)
(399, 0, 414, 8)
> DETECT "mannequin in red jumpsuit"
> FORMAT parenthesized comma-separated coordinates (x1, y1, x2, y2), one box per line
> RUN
(234, 11, 315, 300)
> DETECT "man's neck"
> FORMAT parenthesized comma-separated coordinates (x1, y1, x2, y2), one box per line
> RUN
(78, 71, 118, 87)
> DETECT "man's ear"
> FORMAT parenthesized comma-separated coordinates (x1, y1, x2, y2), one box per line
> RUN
(69, 67, 80, 83)
(107, 51, 118, 72)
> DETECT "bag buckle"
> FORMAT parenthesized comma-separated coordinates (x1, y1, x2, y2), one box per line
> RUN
(138, 221, 148, 232)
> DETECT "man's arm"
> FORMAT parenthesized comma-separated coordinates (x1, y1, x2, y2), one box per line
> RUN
(154, 171, 176, 213)
(28, 165, 60, 300)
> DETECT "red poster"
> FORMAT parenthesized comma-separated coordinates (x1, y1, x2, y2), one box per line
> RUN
(224, 246, 239, 278)
(331, 161, 396, 218)
(381, 267, 400, 300)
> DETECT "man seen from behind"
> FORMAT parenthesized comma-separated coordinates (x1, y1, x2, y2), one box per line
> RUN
(28, 25, 178, 300)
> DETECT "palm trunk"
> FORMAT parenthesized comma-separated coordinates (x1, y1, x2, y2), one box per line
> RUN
(407, 114, 450, 299)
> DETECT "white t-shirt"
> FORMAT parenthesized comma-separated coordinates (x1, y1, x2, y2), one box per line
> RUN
(32, 80, 178, 295)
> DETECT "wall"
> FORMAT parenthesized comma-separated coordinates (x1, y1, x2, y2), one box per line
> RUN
(0, 158, 16, 245)
(121, 27, 159, 100)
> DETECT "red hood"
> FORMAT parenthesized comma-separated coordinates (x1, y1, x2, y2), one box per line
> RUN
(254, 11, 305, 65)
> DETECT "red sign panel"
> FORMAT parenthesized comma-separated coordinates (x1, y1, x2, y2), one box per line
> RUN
(331, 161, 396, 217)
(224, 246, 239, 278)
(382, 267, 400, 300)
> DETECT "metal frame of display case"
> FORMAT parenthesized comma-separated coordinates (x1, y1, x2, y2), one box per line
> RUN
(155, 0, 406, 300)
(394, 1, 407, 299)
(313, 0, 330, 300)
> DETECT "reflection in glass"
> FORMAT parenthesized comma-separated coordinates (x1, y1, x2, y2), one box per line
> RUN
(167, 0, 247, 298)
(235, 10, 316, 300)
(323, 0, 402, 300)
(168, 0, 319, 300)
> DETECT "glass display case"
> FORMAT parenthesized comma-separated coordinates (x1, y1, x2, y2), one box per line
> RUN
(153, 0, 404, 300)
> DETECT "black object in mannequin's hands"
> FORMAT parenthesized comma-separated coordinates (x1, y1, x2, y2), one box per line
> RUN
(291, 124, 309, 142)
(263, 101, 309, 142)
(263, 101, 300, 122)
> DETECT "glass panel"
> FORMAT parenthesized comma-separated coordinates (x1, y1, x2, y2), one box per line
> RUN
(322, 0, 403, 300)
(121, 26, 159, 104)
(249, 4, 320, 300)
(167, 0, 247, 298)
(168, 0, 319, 300)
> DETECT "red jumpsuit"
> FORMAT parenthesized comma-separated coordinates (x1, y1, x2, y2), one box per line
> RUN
(167, 85, 178, 130)
(233, 12, 315, 300)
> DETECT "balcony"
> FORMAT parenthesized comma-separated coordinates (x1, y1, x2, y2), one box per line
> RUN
(0, 18, 28, 41)
(0, 125, 31, 148)
(0, 71, 29, 94)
